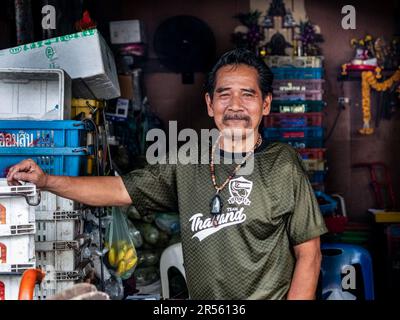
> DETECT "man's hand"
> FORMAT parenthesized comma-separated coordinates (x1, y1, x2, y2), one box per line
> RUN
(46, 283, 110, 300)
(6, 159, 48, 188)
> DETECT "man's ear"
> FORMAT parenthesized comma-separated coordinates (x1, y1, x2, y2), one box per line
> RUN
(262, 94, 272, 116)
(205, 93, 214, 117)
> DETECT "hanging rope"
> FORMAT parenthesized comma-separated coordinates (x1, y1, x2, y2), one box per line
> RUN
(360, 69, 400, 135)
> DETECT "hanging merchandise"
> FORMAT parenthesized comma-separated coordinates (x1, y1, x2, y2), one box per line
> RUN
(105, 207, 138, 279)
(359, 69, 400, 134)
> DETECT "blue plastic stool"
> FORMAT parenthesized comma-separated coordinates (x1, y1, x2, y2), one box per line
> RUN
(321, 243, 374, 300)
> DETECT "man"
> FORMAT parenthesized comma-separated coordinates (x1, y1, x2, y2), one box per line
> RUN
(7, 48, 327, 300)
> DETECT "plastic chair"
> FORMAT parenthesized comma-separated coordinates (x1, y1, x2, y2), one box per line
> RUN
(320, 243, 374, 300)
(159, 242, 187, 299)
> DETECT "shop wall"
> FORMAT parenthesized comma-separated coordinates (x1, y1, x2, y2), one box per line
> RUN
(306, 0, 400, 221)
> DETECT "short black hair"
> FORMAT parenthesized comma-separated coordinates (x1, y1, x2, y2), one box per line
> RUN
(205, 48, 274, 100)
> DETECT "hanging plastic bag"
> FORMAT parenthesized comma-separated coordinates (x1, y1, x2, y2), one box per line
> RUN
(106, 207, 138, 279)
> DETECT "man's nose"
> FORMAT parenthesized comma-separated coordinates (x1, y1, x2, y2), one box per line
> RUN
(228, 95, 244, 111)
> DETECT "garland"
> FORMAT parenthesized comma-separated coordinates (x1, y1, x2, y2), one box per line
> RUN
(360, 69, 400, 135)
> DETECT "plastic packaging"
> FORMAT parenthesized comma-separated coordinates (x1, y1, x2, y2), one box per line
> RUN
(136, 223, 160, 245)
(155, 213, 180, 235)
(127, 219, 143, 248)
(105, 207, 138, 280)
(134, 266, 160, 287)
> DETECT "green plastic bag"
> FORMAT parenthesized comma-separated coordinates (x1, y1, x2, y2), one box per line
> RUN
(105, 207, 138, 279)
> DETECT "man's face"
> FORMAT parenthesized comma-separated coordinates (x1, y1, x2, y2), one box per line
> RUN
(205, 64, 271, 137)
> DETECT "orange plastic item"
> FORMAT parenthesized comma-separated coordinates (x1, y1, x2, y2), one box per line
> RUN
(0, 204, 5, 224)
(0, 242, 6, 263)
(18, 269, 45, 300)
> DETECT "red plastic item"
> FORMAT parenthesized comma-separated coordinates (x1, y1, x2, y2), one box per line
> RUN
(297, 148, 326, 160)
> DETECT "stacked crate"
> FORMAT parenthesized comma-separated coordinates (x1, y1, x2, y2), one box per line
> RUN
(0, 181, 37, 300)
(0, 68, 90, 299)
(263, 56, 327, 192)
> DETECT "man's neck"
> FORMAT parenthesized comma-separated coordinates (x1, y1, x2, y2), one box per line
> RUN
(219, 131, 260, 153)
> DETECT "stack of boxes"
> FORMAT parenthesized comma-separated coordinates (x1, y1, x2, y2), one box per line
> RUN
(0, 182, 37, 300)
(0, 69, 90, 299)
(263, 56, 332, 198)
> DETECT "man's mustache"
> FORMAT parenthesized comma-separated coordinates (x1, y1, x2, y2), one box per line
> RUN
(223, 113, 251, 123)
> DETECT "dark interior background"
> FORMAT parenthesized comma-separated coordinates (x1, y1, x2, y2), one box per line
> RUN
(0, 0, 399, 222)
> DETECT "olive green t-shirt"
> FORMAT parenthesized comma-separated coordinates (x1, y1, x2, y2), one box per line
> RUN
(121, 142, 328, 299)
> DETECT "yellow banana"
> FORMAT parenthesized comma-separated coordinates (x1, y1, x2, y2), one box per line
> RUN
(117, 249, 126, 264)
(117, 260, 126, 276)
(108, 248, 117, 267)
(123, 248, 135, 261)
(125, 256, 138, 271)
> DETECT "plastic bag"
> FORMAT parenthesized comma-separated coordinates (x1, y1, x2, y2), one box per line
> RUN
(155, 213, 180, 235)
(105, 207, 138, 279)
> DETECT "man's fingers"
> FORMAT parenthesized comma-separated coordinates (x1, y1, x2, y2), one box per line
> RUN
(11, 172, 36, 183)
(71, 291, 110, 300)
(47, 283, 99, 300)
(6, 159, 36, 181)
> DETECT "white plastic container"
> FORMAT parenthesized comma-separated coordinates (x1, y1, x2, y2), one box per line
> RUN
(35, 249, 77, 271)
(36, 191, 74, 212)
(0, 181, 37, 236)
(0, 68, 71, 120)
(35, 211, 82, 242)
(0, 275, 21, 300)
(34, 265, 80, 300)
(0, 235, 35, 265)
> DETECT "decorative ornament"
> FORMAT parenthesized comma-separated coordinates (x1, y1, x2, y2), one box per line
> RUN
(360, 69, 400, 135)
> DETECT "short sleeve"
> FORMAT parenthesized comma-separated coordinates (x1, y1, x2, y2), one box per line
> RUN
(287, 151, 328, 245)
(121, 161, 178, 216)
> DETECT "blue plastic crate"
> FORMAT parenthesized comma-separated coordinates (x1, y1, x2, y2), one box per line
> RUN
(308, 171, 326, 184)
(314, 191, 338, 215)
(0, 120, 91, 177)
(271, 67, 323, 79)
(271, 100, 326, 113)
(262, 127, 323, 139)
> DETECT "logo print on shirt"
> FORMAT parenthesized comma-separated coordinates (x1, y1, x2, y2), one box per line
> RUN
(228, 176, 253, 206)
(189, 209, 247, 241)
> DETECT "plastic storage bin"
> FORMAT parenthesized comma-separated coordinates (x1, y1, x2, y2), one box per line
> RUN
(264, 56, 323, 68)
(263, 127, 323, 139)
(273, 79, 324, 92)
(303, 159, 326, 171)
(271, 67, 323, 79)
(0, 235, 35, 265)
(264, 113, 323, 128)
(297, 148, 326, 160)
(0, 181, 37, 236)
(271, 100, 326, 113)
(308, 171, 327, 184)
(0, 275, 21, 300)
(273, 90, 324, 101)
(266, 138, 324, 149)
(36, 192, 74, 212)
(0, 120, 91, 178)
(35, 211, 82, 242)
(315, 191, 338, 215)
(0, 68, 71, 120)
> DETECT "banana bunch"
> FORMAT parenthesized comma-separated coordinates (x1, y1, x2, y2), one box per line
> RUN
(106, 241, 138, 277)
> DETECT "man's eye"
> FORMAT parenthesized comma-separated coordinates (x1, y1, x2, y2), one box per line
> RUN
(219, 93, 230, 97)
(243, 93, 254, 97)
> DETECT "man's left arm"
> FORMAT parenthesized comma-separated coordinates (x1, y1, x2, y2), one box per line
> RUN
(287, 236, 322, 300)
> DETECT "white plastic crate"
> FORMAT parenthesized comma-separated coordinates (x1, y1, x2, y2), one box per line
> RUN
(0, 274, 21, 300)
(0, 181, 37, 236)
(34, 265, 80, 300)
(0, 68, 71, 120)
(36, 191, 74, 212)
(0, 234, 35, 265)
(35, 240, 79, 275)
(35, 211, 82, 242)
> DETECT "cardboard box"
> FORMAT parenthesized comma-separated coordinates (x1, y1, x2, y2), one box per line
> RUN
(110, 20, 145, 44)
(0, 29, 120, 100)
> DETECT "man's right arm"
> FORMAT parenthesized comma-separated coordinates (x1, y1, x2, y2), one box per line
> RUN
(6, 159, 132, 207)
